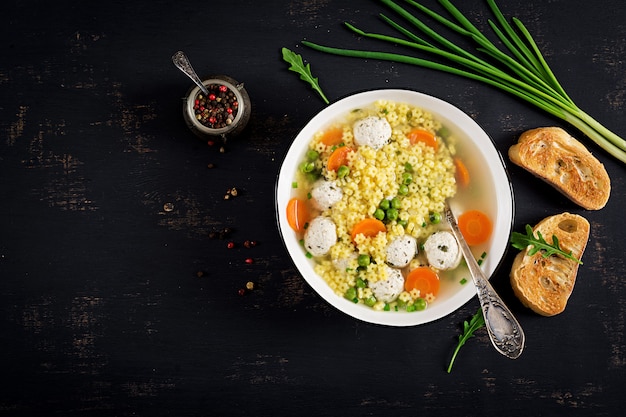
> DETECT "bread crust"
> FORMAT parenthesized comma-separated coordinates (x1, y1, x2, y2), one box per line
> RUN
(510, 213, 589, 316)
(508, 127, 610, 210)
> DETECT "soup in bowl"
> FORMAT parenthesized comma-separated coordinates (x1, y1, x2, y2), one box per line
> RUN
(276, 90, 513, 326)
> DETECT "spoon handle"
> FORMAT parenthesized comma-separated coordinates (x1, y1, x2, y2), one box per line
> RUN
(172, 51, 209, 96)
(444, 203, 525, 359)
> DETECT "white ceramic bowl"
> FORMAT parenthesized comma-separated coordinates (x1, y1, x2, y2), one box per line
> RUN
(276, 89, 513, 326)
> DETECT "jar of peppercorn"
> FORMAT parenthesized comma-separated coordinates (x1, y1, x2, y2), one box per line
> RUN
(183, 74, 251, 141)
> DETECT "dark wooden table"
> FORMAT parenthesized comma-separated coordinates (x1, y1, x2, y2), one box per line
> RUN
(1, 1, 624, 415)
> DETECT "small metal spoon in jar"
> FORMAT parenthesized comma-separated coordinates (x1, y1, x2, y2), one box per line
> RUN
(444, 201, 525, 359)
(172, 50, 209, 96)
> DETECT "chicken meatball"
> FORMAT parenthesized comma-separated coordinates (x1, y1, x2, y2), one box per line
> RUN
(370, 266, 405, 303)
(304, 216, 337, 257)
(423, 230, 462, 270)
(386, 235, 418, 268)
(353, 116, 392, 150)
(310, 179, 343, 211)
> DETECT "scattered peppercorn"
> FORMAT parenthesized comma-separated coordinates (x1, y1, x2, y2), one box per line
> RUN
(227, 241, 235, 249)
(237, 288, 246, 296)
(163, 202, 174, 212)
(209, 227, 234, 240)
(196, 270, 206, 278)
(207, 163, 215, 169)
(243, 240, 258, 248)
(245, 281, 255, 290)
(244, 258, 253, 264)
(224, 187, 239, 199)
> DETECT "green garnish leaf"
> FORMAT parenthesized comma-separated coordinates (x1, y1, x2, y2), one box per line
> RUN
(447, 308, 485, 373)
(510, 224, 582, 264)
(281, 47, 329, 104)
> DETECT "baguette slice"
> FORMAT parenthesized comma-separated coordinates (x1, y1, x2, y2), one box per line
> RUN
(510, 212, 589, 316)
(508, 127, 610, 210)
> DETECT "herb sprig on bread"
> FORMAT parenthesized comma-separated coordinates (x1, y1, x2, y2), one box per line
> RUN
(510, 224, 582, 265)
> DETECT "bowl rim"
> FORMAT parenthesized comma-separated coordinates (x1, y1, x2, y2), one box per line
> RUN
(275, 88, 514, 326)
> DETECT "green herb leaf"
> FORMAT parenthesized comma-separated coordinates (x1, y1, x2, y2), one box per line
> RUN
(447, 307, 485, 373)
(281, 47, 329, 104)
(510, 224, 582, 264)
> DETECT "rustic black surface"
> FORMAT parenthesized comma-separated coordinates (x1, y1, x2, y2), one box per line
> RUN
(1, 1, 624, 416)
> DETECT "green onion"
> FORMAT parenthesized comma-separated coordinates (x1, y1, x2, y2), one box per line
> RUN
(302, 0, 626, 163)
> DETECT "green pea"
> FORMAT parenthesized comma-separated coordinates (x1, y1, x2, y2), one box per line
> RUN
(429, 211, 442, 224)
(390, 197, 401, 209)
(386, 208, 399, 221)
(306, 150, 319, 161)
(337, 165, 350, 179)
(356, 277, 367, 288)
(398, 219, 408, 228)
(414, 298, 427, 311)
(404, 162, 413, 172)
(398, 184, 409, 195)
(357, 254, 371, 267)
(364, 296, 377, 307)
(379, 199, 390, 210)
(373, 208, 385, 221)
(344, 287, 357, 301)
(402, 172, 413, 185)
(301, 161, 315, 173)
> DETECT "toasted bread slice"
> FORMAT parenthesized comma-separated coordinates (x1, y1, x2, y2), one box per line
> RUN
(510, 212, 589, 316)
(508, 127, 610, 210)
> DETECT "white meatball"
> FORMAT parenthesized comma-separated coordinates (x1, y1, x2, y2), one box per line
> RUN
(423, 230, 462, 270)
(353, 116, 391, 150)
(310, 179, 343, 211)
(304, 216, 337, 257)
(370, 266, 405, 303)
(386, 235, 418, 268)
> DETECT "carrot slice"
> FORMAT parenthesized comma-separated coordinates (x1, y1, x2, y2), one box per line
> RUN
(407, 129, 438, 150)
(405, 267, 440, 297)
(286, 197, 310, 233)
(350, 218, 386, 242)
(327, 146, 353, 172)
(454, 157, 470, 187)
(458, 209, 493, 245)
(320, 127, 344, 146)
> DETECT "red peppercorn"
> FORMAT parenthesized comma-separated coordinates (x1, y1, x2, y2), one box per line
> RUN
(238, 288, 246, 296)
(227, 241, 235, 249)
(226, 108, 233, 114)
(209, 94, 216, 101)
(245, 258, 253, 264)
(219, 85, 227, 92)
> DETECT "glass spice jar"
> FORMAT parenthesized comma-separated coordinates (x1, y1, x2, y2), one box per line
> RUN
(183, 74, 251, 141)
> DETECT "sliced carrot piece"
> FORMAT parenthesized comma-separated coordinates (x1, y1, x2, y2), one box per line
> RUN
(286, 197, 310, 233)
(327, 146, 353, 172)
(407, 128, 438, 150)
(320, 127, 344, 146)
(458, 209, 493, 246)
(350, 218, 386, 242)
(454, 157, 470, 187)
(405, 267, 440, 297)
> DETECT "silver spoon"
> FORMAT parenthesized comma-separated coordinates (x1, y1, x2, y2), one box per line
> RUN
(444, 201, 525, 359)
(172, 50, 209, 96)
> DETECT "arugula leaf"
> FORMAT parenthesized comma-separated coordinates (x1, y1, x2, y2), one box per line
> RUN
(281, 47, 329, 104)
(447, 308, 485, 373)
(510, 224, 582, 264)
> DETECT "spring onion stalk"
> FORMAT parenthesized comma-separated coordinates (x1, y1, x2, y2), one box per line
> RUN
(302, 0, 626, 164)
